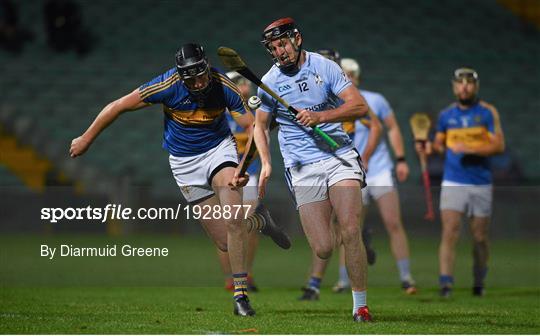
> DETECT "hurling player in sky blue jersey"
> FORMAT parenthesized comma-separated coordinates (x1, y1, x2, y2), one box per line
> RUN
(416, 68, 505, 298)
(331, 57, 418, 295)
(70, 43, 291, 317)
(254, 17, 373, 322)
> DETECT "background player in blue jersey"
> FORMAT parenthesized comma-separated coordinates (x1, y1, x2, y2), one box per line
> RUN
(69, 43, 290, 316)
(332, 57, 418, 295)
(298, 49, 382, 302)
(254, 17, 373, 322)
(415, 68, 505, 298)
(218, 71, 262, 292)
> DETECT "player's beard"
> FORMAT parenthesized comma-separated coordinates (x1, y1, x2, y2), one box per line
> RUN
(458, 95, 478, 106)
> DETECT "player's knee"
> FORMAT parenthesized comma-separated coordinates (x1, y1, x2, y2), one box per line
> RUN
(472, 231, 488, 243)
(441, 230, 459, 245)
(216, 241, 228, 252)
(341, 225, 360, 245)
(443, 224, 460, 238)
(314, 243, 333, 259)
(385, 218, 403, 235)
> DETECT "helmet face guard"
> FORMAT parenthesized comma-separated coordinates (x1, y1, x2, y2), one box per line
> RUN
(452, 67, 480, 105)
(452, 67, 479, 84)
(177, 59, 209, 79)
(261, 18, 302, 74)
(175, 43, 212, 95)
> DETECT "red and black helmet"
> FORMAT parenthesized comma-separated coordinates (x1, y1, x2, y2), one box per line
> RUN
(261, 17, 302, 73)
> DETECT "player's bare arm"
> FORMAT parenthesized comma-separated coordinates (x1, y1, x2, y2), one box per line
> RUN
(385, 113, 409, 182)
(360, 107, 382, 170)
(253, 109, 272, 199)
(296, 85, 369, 127)
(70, 89, 147, 158)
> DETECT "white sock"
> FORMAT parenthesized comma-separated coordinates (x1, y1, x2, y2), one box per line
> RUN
(352, 290, 367, 315)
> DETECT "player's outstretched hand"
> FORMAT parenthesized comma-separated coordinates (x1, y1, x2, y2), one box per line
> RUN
(70, 136, 91, 158)
(296, 109, 321, 127)
(229, 170, 250, 190)
(258, 163, 272, 200)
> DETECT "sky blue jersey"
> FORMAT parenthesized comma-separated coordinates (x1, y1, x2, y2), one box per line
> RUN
(258, 51, 354, 168)
(354, 90, 394, 177)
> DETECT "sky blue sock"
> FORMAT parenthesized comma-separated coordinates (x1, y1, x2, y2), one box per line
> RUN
(397, 258, 412, 282)
(339, 265, 349, 285)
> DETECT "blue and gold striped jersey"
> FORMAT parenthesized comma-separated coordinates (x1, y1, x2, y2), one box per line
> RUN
(436, 100, 501, 185)
(139, 67, 248, 157)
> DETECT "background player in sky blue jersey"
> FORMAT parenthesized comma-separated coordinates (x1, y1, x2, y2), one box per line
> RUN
(69, 43, 290, 316)
(254, 17, 373, 322)
(416, 68, 505, 298)
(332, 57, 417, 295)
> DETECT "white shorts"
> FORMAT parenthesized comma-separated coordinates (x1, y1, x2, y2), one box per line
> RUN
(243, 173, 258, 202)
(440, 181, 492, 217)
(362, 169, 395, 205)
(169, 136, 238, 204)
(285, 149, 366, 209)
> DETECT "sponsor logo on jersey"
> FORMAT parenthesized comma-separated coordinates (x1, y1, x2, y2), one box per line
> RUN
(278, 84, 292, 92)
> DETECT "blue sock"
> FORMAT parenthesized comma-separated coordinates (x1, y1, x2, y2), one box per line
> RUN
(396, 258, 412, 282)
(439, 274, 454, 288)
(473, 267, 488, 287)
(308, 276, 321, 290)
(339, 266, 349, 285)
(352, 290, 367, 315)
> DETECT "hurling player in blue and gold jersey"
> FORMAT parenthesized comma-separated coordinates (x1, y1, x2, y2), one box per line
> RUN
(217, 71, 262, 293)
(416, 68, 505, 298)
(70, 43, 291, 316)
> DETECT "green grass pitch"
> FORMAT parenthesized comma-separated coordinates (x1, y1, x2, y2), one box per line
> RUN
(1, 234, 539, 334)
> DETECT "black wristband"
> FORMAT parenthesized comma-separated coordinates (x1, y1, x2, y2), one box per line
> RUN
(396, 156, 406, 163)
